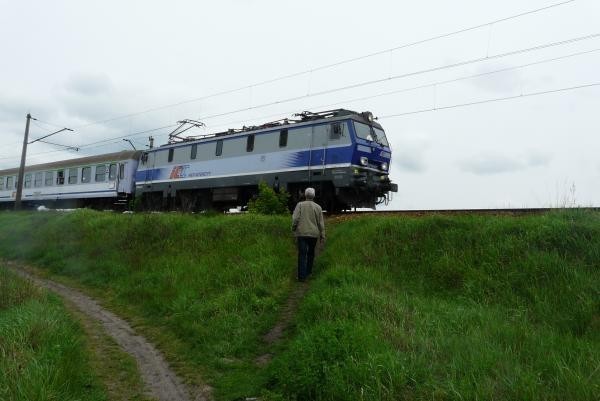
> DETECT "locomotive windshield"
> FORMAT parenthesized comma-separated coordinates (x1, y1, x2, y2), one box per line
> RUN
(354, 122, 389, 147)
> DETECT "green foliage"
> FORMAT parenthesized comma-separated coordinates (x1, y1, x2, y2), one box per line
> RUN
(0, 210, 598, 400)
(263, 211, 600, 401)
(0, 268, 106, 401)
(248, 181, 290, 215)
(0, 210, 295, 400)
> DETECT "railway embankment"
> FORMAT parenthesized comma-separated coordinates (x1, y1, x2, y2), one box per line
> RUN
(0, 210, 598, 400)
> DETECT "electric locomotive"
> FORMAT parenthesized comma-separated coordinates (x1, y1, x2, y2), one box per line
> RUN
(135, 109, 397, 211)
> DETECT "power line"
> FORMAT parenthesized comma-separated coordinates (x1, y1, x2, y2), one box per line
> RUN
(189, 32, 600, 123)
(0, 124, 177, 162)
(71, 0, 577, 129)
(2, 43, 597, 163)
(1, 82, 597, 165)
(378, 82, 600, 119)
(198, 47, 600, 132)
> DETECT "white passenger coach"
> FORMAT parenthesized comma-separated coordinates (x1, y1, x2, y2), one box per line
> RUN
(0, 151, 140, 209)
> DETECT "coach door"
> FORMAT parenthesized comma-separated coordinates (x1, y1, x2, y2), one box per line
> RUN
(117, 162, 127, 193)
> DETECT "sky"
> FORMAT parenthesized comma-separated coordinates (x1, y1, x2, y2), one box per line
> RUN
(1, 0, 599, 209)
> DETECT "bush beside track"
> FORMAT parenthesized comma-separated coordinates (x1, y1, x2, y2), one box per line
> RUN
(0, 210, 598, 400)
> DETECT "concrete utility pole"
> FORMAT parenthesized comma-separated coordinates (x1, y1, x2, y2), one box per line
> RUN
(14, 114, 33, 210)
(14, 114, 73, 210)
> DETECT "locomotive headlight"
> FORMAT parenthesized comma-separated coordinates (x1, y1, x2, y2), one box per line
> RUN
(362, 111, 374, 122)
(360, 156, 368, 166)
(381, 162, 388, 171)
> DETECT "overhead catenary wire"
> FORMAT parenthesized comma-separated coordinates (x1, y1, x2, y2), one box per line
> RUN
(70, 0, 577, 129)
(2, 42, 598, 164)
(188, 32, 600, 122)
(197, 47, 600, 132)
(378, 82, 600, 119)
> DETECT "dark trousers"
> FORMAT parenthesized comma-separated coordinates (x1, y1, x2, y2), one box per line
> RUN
(297, 236, 317, 281)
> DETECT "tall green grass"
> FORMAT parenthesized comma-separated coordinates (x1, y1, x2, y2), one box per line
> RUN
(0, 210, 296, 399)
(0, 210, 598, 400)
(0, 268, 106, 401)
(263, 212, 600, 400)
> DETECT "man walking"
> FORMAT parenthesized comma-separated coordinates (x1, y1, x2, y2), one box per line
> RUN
(292, 187, 325, 281)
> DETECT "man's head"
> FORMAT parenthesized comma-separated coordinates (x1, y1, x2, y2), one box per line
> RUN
(305, 187, 315, 200)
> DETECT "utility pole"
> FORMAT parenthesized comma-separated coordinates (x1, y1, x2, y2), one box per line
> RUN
(14, 115, 73, 210)
(14, 114, 33, 210)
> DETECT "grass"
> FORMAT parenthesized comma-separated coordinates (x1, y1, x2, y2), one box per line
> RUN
(0, 210, 598, 400)
(0, 267, 107, 401)
(263, 212, 600, 400)
(0, 210, 296, 399)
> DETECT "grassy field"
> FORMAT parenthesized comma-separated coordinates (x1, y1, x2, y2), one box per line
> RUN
(0, 210, 296, 399)
(0, 210, 598, 400)
(0, 267, 107, 401)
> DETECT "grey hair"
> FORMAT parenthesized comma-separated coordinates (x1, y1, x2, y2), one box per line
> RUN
(305, 187, 316, 200)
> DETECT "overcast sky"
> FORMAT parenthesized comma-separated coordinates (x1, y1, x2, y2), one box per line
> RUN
(1, 0, 599, 209)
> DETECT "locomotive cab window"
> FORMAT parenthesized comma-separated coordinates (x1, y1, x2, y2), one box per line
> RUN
(81, 167, 92, 183)
(279, 129, 288, 147)
(190, 144, 197, 160)
(45, 171, 53, 186)
(56, 170, 65, 185)
(119, 164, 125, 179)
(34, 172, 43, 187)
(95, 164, 106, 182)
(168, 148, 174, 163)
(330, 122, 344, 140)
(246, 134, 255, 152)
(24, 174, 32, 188)
(109, 164, 117, 181)
(68, 168, 78, 184)
(215, 139, 223, 156)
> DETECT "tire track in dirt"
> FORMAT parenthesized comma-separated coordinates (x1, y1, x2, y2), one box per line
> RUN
(3, 261, 202, 401)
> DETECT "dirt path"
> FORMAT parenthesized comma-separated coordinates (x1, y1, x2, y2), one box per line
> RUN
(255, 281, 310, 366)
(3, 261, 200, 401)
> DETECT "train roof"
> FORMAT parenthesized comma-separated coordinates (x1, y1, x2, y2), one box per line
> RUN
(0, 150, 142, 176)
(163, 109, 383, 147)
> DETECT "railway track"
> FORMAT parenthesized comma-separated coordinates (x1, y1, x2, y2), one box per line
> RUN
(326, 207, 600, 218)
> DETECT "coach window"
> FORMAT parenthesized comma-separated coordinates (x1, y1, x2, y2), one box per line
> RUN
(168, 148, 174, 163)
(215, 139, 223, 156)
(190, 144, 197, 160)
(119, 164, 125, 179)
(24, 174, 32, 188)
(279, 129, 288, 147)
(34, 172, 43, 187)
(7, 176, 14, 190)
(56, 170, 65, 185)
(246, 134, 255, 152)
(45, 171, 53, 186)
(68, 168, 78, 184)
(95, 164, 106, 182)
(109, 164, 117, 181)
(81, 167, 92, 183)
(0, 177, 4, 190)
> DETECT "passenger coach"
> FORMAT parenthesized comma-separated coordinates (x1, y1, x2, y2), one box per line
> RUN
(0, 151, 140, 209)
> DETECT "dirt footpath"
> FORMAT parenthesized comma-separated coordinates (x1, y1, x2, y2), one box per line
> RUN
(4, 262, 202, 401)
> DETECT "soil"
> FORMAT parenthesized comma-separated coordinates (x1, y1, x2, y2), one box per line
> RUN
(255, 281, 310, 366)
(4, 261, 202, 401)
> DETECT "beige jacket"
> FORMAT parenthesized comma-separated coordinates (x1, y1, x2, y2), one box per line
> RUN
(292, 200, 325, 238)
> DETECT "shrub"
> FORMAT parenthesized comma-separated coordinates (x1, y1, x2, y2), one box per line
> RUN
(248, 181, 290, 215)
